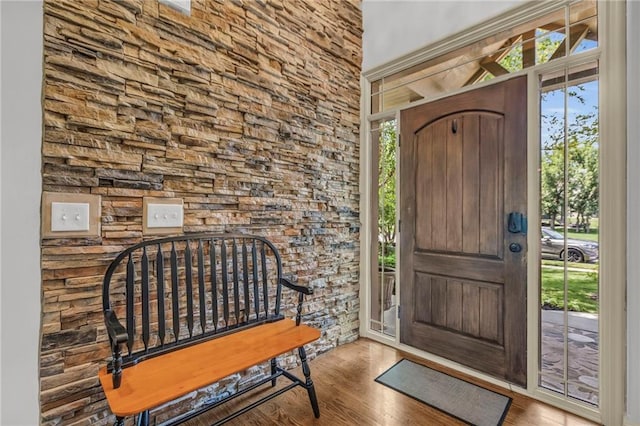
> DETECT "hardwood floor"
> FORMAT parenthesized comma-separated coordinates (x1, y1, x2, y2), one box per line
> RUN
(185, 338, 598, 426)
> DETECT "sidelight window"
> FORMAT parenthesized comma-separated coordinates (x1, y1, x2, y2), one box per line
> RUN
(539, 63, 600, 406)
(370, 119, 398, 337)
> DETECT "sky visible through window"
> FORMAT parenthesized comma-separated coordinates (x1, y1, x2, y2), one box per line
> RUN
(541, 79, 598, 149)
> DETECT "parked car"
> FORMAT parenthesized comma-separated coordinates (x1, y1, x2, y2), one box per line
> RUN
(541, 227, 599, 263)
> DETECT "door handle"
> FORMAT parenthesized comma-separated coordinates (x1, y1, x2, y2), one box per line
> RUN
(508, 212, 527, 234)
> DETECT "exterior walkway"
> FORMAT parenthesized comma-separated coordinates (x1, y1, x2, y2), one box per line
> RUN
(541, 310, 599, 405)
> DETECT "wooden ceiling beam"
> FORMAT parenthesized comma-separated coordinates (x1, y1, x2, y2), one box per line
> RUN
(539, 23, 565, 32)
(463, 36, 521, 86)
(549, 24, 590, 61)
(522, 30, 536, 69)
(463, 68, 488, 87)
(480, 61, 510, 77)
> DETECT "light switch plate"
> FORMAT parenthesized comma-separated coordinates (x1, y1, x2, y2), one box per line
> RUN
(143, 197, 184, 235)
(147, 203, 183, 228)
(42, 192, 101, 238)
(51, 202, 90, 231)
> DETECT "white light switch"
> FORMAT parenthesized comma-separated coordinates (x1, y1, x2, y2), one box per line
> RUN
(147, 203, 183, 228)
(51, 202, 90, 232)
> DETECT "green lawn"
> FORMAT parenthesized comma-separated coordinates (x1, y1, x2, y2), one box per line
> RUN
(565, 217, 599, 242)
(541, 267, 598, 313)
(541, 259, 598, 271)
(566, 229, 599, 242)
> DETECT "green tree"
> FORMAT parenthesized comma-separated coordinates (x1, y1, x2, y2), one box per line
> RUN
(484, 29, 564, 80)
(567, 111, 599, 231)
(378, 120, 397, 257)
(541, 96, 599, 230)
(541, 146, 565, 229)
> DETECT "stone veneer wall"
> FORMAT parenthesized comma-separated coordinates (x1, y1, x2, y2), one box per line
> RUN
(40, 0, 361, 424)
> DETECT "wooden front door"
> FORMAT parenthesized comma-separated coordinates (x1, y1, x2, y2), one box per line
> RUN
(399, 76, 527, 386)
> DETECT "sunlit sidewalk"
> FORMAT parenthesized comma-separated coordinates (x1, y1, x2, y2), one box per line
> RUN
(541, 310, 599, 405)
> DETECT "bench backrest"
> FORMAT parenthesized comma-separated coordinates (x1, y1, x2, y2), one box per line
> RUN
(102, 233, 284, 367)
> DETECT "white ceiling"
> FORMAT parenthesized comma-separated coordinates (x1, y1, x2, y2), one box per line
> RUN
(361, 0, 526, 71)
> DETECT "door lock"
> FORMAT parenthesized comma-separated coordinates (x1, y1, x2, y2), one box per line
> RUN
(508, 212, 527, 234)
(509, 243, 522, 253)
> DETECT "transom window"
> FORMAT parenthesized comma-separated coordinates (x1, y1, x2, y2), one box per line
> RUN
(371, 1, 597, 114)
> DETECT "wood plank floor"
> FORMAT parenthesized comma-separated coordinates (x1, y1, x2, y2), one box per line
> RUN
(185, 338, 598, 426)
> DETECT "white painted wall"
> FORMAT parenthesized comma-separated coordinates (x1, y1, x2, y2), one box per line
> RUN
(361, 0, 525, 71)
(626, 0, 640, 423)
(0, 1, 43, 424)
(1, 3, 3, 420)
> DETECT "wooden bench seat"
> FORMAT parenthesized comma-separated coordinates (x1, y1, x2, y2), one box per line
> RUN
(99, 234, 321, 425)
(99, 319, 320, 417)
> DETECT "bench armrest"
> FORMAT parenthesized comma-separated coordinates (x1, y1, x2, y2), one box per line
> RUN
(281, 277, 313, 326)
(281, 277, 313, 295)
(105, 309, 127, 389)
(105, 309, 128, 346)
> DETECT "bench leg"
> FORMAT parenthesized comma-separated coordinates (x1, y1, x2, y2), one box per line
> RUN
(270, 357, 278, 387)
(114, 417, 125, 426)
(298, 346, 320, 418)
(136, 410, 149, 426)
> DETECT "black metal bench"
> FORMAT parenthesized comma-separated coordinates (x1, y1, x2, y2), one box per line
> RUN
(98, 233, 321, 425)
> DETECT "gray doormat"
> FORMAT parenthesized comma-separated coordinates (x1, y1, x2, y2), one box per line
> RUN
(375, 359, 511, 426)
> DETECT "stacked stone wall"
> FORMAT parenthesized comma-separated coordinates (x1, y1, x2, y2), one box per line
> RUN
(40, 0, 361, 423)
